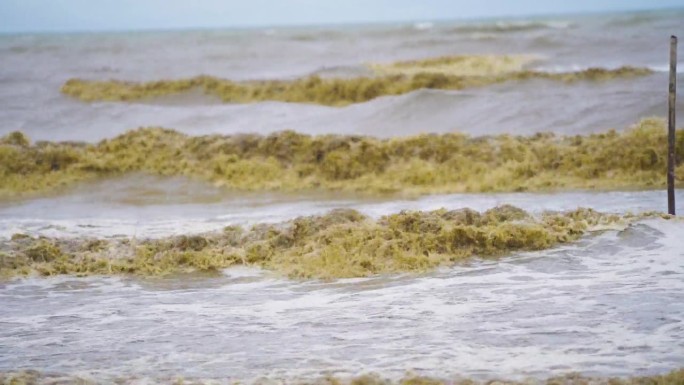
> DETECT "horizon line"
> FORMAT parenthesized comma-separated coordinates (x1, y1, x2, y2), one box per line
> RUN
(1, 5, 682, 36)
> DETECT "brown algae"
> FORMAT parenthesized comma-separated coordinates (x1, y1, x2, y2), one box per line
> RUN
(369, 54, 540, 77)
(61, 55, 652, 106)
(345, 370, 684, 385)
(0, 206, 669, 279)
(1, 118, 682, 200)
(345, 369, 684, 385)
(1, 368, 683, 385)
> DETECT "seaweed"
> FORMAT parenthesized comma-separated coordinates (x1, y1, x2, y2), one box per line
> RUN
(60, 55, 652, 106)
(0, 119, 681, 199)
(1, 368, 683, 385)
(0, 206, 668, 279)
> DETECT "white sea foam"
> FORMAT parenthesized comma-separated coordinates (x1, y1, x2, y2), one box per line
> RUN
(1, 186, 682, 239)
(413, 22, 434, 31)
(1, 220, 682, 382)
(647, 64, 684, 73)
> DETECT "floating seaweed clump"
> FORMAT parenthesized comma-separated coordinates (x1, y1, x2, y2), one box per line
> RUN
(369, 54, 540, 77)
(0, 206, 669, 279)
(60, 54, 652, 106)
(1, 118, 682, 199)
(1, 368, 683, 385)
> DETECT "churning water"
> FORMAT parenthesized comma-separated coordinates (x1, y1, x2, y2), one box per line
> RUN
(1, 219, 683, 383)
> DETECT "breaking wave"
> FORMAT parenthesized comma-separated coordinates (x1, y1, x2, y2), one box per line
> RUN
(448, 20, 574, 34)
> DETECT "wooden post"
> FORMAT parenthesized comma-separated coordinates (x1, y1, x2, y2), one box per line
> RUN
(668, 35, 677, 215)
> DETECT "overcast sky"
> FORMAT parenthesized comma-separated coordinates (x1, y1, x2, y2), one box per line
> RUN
(1, 0, 683, 33)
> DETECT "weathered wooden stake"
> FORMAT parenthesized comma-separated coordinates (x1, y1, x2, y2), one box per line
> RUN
(668, 35, 677, 215)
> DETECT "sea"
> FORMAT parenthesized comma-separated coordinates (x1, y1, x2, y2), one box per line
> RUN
(1, 8, 684, 384)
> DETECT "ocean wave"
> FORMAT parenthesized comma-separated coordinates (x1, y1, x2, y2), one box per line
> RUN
(605, 13, 661, 27)
(533, 64, 592, 73)
(309, 64, 374, 78)
(398, 37, 456, 48)
(466, 32, 500, 41)
(2, 367, 683, 385)
(530, 35, 563, 49)
(413, 21, 434, 31)
(646, 64, 684, 74)
(2, 205, 664, 279)
(1, 118, 678, 202)
(535, 63, 680, 75)
(289, 30, 346, 42)
(60, 65, 652, 106)
(5, 44, 63, 54)
(448, 20, 574, 34)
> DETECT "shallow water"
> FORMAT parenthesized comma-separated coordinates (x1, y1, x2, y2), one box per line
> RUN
(1, 175, 682, 238)
(1, 219, 683, 383)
